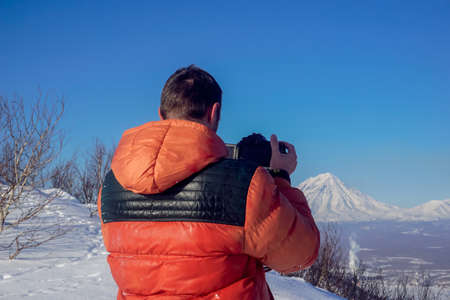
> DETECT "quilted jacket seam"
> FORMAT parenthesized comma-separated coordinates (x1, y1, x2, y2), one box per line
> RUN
(150, 123, 171, 193)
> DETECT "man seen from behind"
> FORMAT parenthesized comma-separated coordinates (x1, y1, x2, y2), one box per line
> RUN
(98, 65, 320, 299)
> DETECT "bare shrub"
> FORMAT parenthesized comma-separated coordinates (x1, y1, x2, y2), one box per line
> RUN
(287, 223, 446, 300)
(0, 93, 67, 259)
(293, 223, 346, 290)
(390, 271, 445, 300)
(75, 139, 114, 215)
(50, 157, 78, 196)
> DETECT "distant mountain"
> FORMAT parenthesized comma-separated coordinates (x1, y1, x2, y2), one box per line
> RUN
(298, 173, 450, 222)
(401, 199, 450, 221)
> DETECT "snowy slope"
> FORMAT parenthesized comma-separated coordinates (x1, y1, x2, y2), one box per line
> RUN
(299, 173, 450, 222)
(0, 186, 343, 300)
(401, 199, 450, 221)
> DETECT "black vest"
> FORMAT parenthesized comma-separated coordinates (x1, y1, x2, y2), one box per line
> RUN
(100, 159, 258, 227)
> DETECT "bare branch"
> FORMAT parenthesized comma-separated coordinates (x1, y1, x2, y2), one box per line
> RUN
(74, 138, 114, 216)
(0, 92, 67, 259)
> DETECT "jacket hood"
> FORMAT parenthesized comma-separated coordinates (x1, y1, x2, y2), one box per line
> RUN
(111, 119, 227, 194)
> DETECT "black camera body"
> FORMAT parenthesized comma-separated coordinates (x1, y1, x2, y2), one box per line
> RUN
(226, 133, 287, 167)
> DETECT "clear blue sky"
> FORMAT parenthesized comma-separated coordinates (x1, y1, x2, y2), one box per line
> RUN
(1, 0, 449, 207)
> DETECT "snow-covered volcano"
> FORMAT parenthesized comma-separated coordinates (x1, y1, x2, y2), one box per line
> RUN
(298, 173, 450, 222)
(298, 173, 399, 222)
(402, 199, 450, 221)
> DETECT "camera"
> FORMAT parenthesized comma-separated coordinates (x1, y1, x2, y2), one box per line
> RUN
(226, 133, 288, 167)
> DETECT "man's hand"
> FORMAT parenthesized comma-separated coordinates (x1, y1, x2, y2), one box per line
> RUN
(269, 134, 297, 175)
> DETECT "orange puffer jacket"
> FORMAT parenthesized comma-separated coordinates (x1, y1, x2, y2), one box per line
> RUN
(98, 119, 320, 300)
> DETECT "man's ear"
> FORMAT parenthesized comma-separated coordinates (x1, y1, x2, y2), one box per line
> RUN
(158, 107, 164, 120)
(209, 102, 221, 131)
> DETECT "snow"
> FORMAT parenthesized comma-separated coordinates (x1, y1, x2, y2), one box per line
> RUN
(0, 190, 114, 299)
(299, 173, 450, 222)
(402, 199, 450, 221)
(0, 186, 343, 300)
(266, 272, 343, 300)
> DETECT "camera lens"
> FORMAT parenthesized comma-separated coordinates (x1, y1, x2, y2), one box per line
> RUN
(279, 143, 288, 154)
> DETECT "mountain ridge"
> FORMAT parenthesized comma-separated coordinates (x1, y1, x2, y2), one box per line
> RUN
(298, 173, 450, 222)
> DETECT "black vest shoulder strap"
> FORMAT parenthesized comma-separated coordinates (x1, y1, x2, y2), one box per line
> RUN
(100, 159, 259, 226)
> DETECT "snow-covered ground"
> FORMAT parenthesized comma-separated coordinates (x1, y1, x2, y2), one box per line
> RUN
(0, 188, 342, 300)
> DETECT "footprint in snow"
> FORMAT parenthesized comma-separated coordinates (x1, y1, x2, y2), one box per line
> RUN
(1, 274, 12, 280)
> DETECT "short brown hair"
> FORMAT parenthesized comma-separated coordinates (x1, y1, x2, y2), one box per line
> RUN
(160, 65, 222, 120)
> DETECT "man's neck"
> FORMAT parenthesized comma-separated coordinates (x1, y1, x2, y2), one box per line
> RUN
(164, 116, 218, 132)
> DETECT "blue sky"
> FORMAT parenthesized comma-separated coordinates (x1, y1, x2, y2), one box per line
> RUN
(1, 0, 449, 207)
